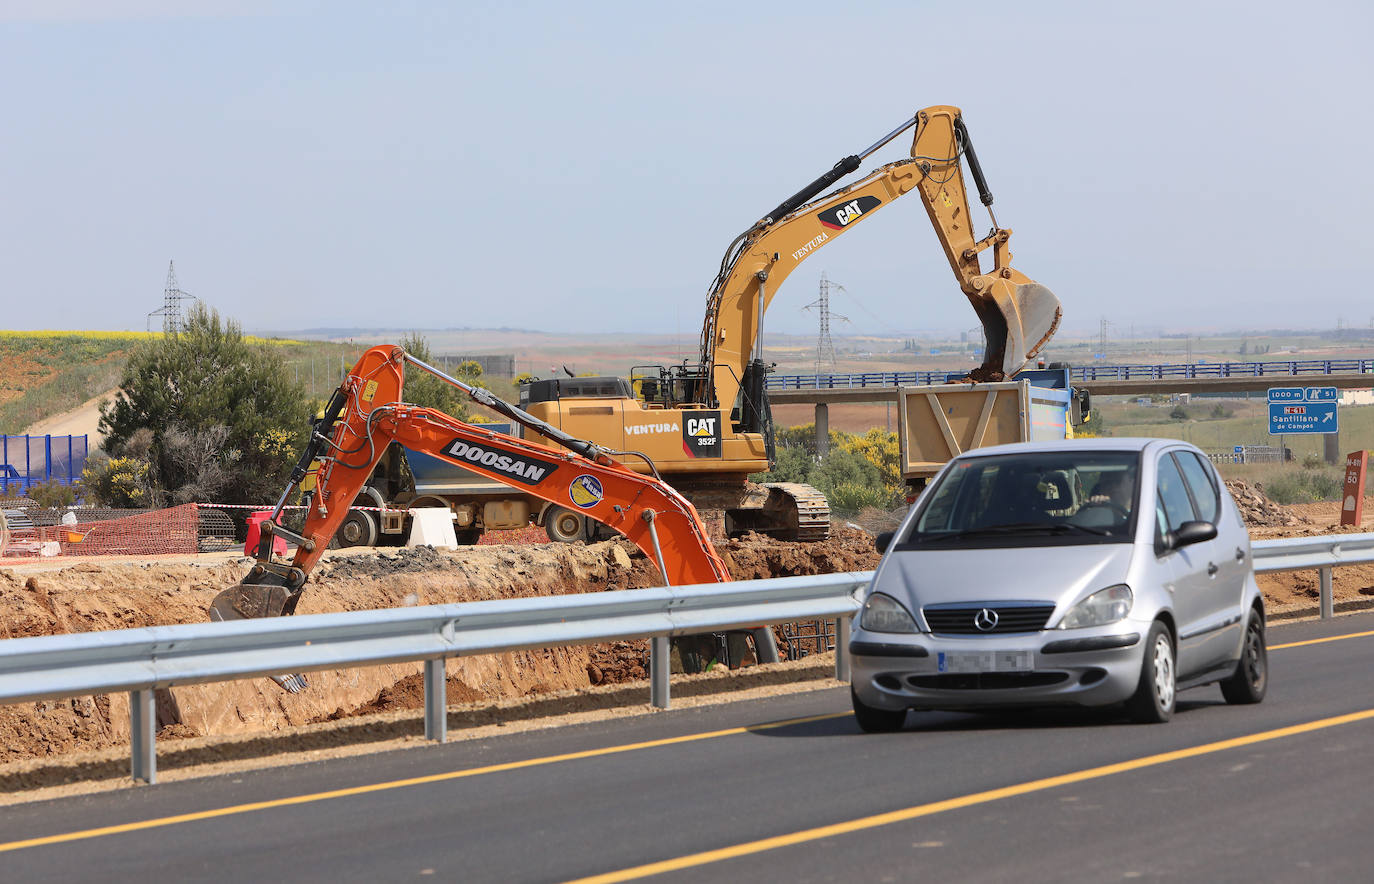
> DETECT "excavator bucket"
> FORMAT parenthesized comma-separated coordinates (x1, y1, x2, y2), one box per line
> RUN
(975, 279, 1062, 378)
(208, 583, 291, 622)
(208, 583, 309, 693)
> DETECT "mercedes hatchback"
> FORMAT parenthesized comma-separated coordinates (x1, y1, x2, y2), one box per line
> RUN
(850, 438, 1267, 731)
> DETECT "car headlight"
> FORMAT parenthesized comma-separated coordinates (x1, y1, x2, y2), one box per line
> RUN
(860, 592, 919, 633)
(1058, 585, 1133, 629)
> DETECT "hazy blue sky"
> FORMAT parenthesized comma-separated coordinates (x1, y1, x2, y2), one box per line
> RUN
(2, 1, 1370, 339)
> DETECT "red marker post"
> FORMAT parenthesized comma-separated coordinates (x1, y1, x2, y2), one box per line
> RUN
(1340, 451, 1368, 527)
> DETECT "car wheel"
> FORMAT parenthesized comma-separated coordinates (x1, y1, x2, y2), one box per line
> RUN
(1126, 621, 1175, 723)
(851, 688, 906, 733)
(1219, 609, 1267, 705)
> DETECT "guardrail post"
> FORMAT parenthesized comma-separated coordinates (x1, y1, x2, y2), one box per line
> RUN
(834, 616, 851, 683)
(650, 636, 670, 709)
(130, 688, 156, 784)
(1320, 566, 1333, 619)
(424, 657, 447, 742)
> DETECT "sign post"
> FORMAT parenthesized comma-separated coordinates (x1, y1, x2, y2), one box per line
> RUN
(1341, 450, 1368, 527)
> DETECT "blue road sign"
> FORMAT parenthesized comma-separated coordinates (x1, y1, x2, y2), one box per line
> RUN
(1268, 386, 1338, 404)
(1269, 401, 1338, 434)
(1234, 445, 1244, 453)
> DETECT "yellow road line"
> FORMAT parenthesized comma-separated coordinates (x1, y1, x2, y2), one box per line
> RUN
(1270, 628, 1374, 650)
(0, 712, 849, 855)
(3, 625, 1370, 858)
(566, 707, 1374, 884)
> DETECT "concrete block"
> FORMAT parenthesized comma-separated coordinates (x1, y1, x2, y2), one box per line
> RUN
(408, 507, 458, 550)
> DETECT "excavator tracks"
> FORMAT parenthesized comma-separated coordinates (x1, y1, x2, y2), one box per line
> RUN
(764, 482, 831, 543)
(671, 478, 831, 542)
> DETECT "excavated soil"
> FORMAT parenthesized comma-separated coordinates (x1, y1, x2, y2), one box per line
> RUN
(0, 529, 880, 769)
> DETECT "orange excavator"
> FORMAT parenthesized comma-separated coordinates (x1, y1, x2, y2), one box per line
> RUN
(209, 345, 774, 690)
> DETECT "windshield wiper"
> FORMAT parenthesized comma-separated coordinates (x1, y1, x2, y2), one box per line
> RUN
(917, 522, 1113, 543)
(918, 523, 1057, 543)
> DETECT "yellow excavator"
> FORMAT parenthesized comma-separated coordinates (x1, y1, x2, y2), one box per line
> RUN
(521, 105, 1061, 542)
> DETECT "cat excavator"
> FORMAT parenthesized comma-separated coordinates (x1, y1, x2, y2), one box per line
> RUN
(209, 345, 777, 690)
(521, 105, 1061, 543)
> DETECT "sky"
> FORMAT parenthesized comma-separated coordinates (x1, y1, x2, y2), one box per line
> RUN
(1, 0, 1371, 341)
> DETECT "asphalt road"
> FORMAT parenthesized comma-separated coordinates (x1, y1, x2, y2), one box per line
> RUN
(5, 613, 1374, 883)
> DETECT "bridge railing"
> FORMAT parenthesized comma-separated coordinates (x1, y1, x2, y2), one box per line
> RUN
(3, 532, 1373, 785)
(767, 359, 1374, 390)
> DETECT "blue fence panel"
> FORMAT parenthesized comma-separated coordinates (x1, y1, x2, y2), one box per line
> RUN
(0, 435, 88, 495)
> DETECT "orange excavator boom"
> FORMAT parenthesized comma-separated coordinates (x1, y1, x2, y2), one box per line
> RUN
(210, 345, 730, 631)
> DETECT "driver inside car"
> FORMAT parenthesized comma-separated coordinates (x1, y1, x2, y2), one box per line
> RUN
(1087, 470, 1133, 514)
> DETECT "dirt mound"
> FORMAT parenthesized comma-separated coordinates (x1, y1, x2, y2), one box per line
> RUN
(1226, 480, 1310, 527)
(718, 526, 881, 580)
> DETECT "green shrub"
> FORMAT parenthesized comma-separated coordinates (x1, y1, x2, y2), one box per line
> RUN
(99, 305, 312, 505)
(26, 478, 80, 508)
(81, 455, 156, 507)
(1264, 468, 1343, 504)
(827, 481, 895, 517)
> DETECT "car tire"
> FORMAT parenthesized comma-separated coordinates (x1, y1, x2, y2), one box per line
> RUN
(1126, 621, 1176, 724)
(1219, 609, 1267, 705)
(851, 688, 906, 733)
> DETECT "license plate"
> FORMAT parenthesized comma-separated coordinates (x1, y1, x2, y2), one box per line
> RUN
(937, 650, 1033, 674)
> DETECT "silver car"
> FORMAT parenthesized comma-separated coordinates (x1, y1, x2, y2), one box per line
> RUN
(850, 438, 1267, 731)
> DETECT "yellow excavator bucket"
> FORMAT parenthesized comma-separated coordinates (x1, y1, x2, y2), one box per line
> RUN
(973, 277, 1062, 378)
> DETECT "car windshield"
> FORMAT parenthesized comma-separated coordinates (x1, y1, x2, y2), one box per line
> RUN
(901, 451, 1141, 547)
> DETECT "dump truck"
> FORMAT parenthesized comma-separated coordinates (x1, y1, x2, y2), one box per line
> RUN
(898, 368, 1089, 501)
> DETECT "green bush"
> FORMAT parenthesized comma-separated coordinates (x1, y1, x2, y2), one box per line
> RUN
(98, 304, 312, 505)
(827, 481, 894, 517)
(81, 455, 156, 507)
(26, 478, 80, 509)
(1264, 468, 1344, 504)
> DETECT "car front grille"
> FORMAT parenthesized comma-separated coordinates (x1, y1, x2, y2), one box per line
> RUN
(922, 604, 1055, 634)
(906, 672, 1069, 690)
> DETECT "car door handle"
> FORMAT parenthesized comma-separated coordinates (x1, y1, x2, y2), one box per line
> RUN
(1235, 548, 1246, 561)
(1207, 562, 1219, 577)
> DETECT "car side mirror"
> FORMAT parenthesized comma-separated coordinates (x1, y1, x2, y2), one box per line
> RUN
(1169, 520, 1217, 550)
(875, 531, 894, 554)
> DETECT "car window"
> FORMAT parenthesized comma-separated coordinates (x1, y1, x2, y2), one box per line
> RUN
(1174, 452, 1220, 524)
(902, 451, 1139, 547)
(1156, 454, 1197, 532)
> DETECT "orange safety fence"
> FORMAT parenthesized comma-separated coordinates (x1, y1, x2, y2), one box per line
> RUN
(0, 503, 206, 559)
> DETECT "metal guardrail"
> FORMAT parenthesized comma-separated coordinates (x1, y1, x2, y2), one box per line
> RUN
(3, 532, 1373, 786)
(0, 571, 871, 784)
(767, 358, 1374, 390)
(1251, 532, 1374, 619)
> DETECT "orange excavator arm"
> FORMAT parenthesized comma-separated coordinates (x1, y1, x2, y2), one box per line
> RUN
(211, 345, 729, 624)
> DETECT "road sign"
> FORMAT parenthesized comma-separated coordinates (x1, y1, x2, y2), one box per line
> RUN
(1268, 386, 1338, 404)
(1268, 386, 1339, 435)
(1268, 402, 1338, 434)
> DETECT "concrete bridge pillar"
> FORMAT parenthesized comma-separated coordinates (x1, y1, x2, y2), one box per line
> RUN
(1325, 431, 1340, 466)
(815, 403, 829, 457)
